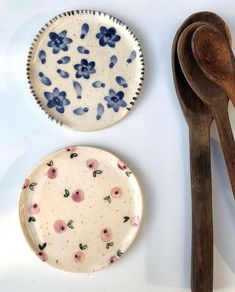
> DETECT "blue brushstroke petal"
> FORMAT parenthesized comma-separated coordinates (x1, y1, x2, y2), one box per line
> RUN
(127, 50, 137, 63)
(73, 107, 89, 116)
(92, 81, 105, 88)
(96, 103, 104, 120)
(73, 81, 82, 99)
(109, 55, 117, 68)
(39, 50, 46, 64)
(59, 30, 67, 38)
(57, 69, 69, 78)
(77, 46, 89, 54)
(38, 72, 51, 86)
(57, 56, 71, 64)
(80, 23, 89, 39)
(116, 76, 128, 88)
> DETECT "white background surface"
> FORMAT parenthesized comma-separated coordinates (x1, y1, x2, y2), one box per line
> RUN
(1, 0, 235, 291)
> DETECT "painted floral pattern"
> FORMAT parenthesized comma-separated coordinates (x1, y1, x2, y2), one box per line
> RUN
(28, 203, 40, 215)
(74, 59, 96, 79)
(47, 166, 57, 179)
(71, 189, 85, 202)
(65, 145, 77, 152)
(22, 179, 37, 191)
(54, 219, 67, 233)
(19, 146, 142, 273)
(74, 251, 85, 263)
(22, 179, 30, 189)
(44, 88, 70, 114)
(100, 227, 113, 242)
(117, 160, 127, 170)
(130, 216, 139, 227)
(28, 11, 144, 131)
(111, 187, 123, 198)
(37, 251, 48, 262)
(96, 27, 121, 47)
(86, 158, 99, 170)
(104, 89, 127, 112)
(47, 30, 72, 54)
(109, 255, 118, 264)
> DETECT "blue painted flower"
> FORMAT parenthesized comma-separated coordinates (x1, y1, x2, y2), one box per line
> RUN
(47, 30, 72, 54)
(104, 89, 127, 112)
(44, 87, 70, 113)
(96, 27, 121, 47)
(74, 59, 96, 79)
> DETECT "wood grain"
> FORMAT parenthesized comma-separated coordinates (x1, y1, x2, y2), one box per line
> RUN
(172, 15, 213, 292)
(192, 24, 235, 107)
(172, 11, 231, 292)
(177, 22, 235, 201)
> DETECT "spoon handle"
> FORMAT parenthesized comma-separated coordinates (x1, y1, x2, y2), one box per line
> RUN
(189, 121, 213, 292)
(212, 100, 235, 199)
(223, 80, 235, 108)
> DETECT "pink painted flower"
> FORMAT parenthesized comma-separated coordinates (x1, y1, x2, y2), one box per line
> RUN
(117, 160, 127, 170)
(47, 167, 57, 179)
(86, 158, 99, 170)
(54, 219, 67, 233)
(111, 187, 123, 198)
(109, 255, 118, 264)
(37, 251, 47, 262)
(22, 178, 30, 189)
(130, 216, 139, 227)
(28, 203, 40, 215)
(74, 251, 85, 263)
(71, 189, 84, 202)
(100, 227, 113, 242)
(65, 146, 77, 152)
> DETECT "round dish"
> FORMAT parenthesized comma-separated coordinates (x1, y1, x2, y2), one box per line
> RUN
(27, 10, 144, 131)
(19, 146, 143, 272)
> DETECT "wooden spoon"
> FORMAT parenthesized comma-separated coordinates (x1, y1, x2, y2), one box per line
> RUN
(192, 24, 235, 107)
(177, 22, 235, 201)
(172, 11, 229, 292)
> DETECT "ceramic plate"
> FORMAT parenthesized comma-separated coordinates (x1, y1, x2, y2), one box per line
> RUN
(27, 10, 144, 131)
(19, 146, 143, 273)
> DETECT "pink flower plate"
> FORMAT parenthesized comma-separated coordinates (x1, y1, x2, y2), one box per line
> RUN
(18, 146, 143, 273)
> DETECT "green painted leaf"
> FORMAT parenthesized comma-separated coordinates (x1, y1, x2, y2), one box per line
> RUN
(93, 170, 103, 177)
(64, 189, 70, 197)
(67, 220, 74, 229)
(125, 171, 132, 177)
(123, 216, 130, 223)
(104, 196, 111, 203)
(28, 216, 36, 223)
(79, 243, 88, 250)
(106, 242, 114, 249)
(29, 182, 37, 191)
(70, 153, 78, 159)
(38, 243, 47, 250)
(47, 160, 53, 166)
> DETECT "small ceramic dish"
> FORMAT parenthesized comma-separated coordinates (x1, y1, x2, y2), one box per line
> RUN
(27, 10, 144, 131)
(19, 146, 143, 273)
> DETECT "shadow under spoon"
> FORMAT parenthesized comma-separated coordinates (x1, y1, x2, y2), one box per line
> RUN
(177, 22, 235, 201)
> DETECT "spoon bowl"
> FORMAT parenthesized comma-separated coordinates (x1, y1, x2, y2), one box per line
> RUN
(173, 12, 231, 121)
(192, 24, 235, 107)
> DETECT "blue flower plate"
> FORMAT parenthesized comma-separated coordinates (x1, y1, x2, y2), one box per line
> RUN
(27, 10, 144, 131)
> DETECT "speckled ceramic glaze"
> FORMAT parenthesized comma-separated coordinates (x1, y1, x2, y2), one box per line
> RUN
(19, 146, 143, 272)
(27, 10, 144, 131)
